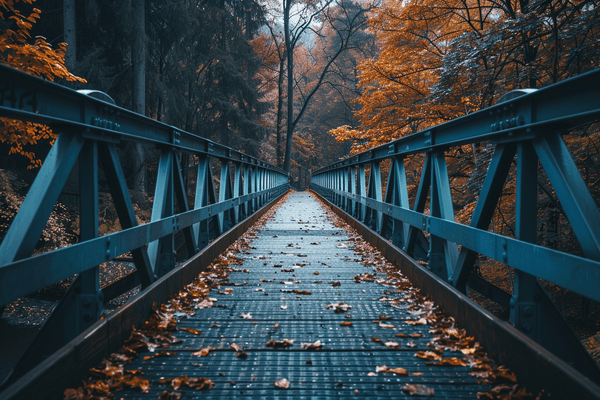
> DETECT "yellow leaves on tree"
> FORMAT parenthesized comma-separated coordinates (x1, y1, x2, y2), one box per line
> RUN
(0, 0, 86, 168)
(330, 0, 478, 153)
(330, 0, 600, 154)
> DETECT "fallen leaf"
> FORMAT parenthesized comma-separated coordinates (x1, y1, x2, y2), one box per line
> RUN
(331, 281, 341, 287)
(376, 365, 388, 373)
(267, 339, 294, 348)
(326, 302, 352, 313)
(415, 351, 441, 361)
(388, 367, 408, 375)
(240, 313, 253, 319)
(371, 337, 382, 343)
(230, 343, 244, 352)
(301, 340, 323, 350)
(123, 376, 150, 393)
(281, 305, 288, 310)
(367, 372, 376, 377)
(405, 318, 428, 325)
(179, 327, 202, 335)
(340, 321, 352, 327)
(274, 378, 290, 389)
(292, 290, 311, 295)
(384, 341, 400, 348)
(427, 357, 470, 366)
(402, 384, 435, 396)
(159, 390, 182, 400)
(192, 347, 215, 357)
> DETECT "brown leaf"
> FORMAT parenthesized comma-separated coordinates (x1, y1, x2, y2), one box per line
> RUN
(384, 341, 400, 348)
(159, 390, 182, 400)
(123, 376, 150, 393)
(301, 340, 323, 350)
(340, 321, 352, 327)
(375, 365, 388, 373)
(402, 384, 435, 396)
(415, 351, 442, 361)
(230, 343, 244, 352)
(405, 318, 427, 325)
(192, 347, 215, 357)
(371, 337, 382, 342)
(267, 339, 294, 348)
(274, 378, 290, 389)
(179, 327, 201, 335)
(331, 281, 341, 287)
(187, 377, 215, 390)
(388, 367, 408, 375)
(292, 290, 312, 295)
(426, 357, 470, 366)
(236, 351, 248, 359)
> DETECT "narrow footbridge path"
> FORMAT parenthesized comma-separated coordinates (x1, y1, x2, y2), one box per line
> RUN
(68, 192, 500, 399)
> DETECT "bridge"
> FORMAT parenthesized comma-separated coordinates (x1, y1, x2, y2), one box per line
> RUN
(0, 63, 599, 399)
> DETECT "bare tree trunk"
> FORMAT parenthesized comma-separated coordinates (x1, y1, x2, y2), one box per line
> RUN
(63, 0, 76, 70)
(283, 1, 293, 173)
(132, 0, 146, 196)
(276, 53, 286, 168)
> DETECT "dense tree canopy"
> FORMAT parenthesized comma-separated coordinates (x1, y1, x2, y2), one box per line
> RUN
(331, 0, 600, 152)
(0, 0, 84, 167)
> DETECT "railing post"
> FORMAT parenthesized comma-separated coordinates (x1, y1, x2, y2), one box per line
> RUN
(148, 148, 175, 278)
(77, 140, 103, 327)
(358, 164, 366, 222)
(365, 161, 382, 232)
(511, 142, 539, 337)
(219, 159, 233, 232)
(429, 152, 459, 281)
(243, 164, 250, 218)
(233, 162, 241, 224)
(349, 166, 356, 218)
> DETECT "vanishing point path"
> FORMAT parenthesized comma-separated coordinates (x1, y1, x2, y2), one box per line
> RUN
(73, 192, 501, 399)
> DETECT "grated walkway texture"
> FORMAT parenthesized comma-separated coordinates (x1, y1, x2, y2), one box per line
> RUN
(113, 192, 492, 399)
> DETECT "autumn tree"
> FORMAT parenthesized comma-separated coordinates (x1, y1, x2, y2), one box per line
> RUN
(262, 0, 376, 171)
(0, 0, 85, 168)
(332, 0, 600, 151)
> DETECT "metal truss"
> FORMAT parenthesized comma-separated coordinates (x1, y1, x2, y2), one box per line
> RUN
(0, 65, 288, 385)
(311, 67, 600, 384)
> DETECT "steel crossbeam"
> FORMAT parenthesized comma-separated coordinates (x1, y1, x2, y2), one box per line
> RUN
(311, 68, 600, 384)
(0, 64, 289, 385)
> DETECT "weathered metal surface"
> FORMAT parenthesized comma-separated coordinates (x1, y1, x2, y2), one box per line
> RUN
(311, 69, 600, 381)
(0, 63, 289, 385)
(313, 190, 600, 400)
(0, 190, 288, 400)
(60, 192, 499, 399)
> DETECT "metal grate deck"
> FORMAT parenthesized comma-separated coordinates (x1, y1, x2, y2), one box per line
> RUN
(107, 192, 493, 399)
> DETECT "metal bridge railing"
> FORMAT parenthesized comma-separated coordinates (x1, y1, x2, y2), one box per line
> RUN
(311, 68, 600, 384)
(0, 64, 288, 384)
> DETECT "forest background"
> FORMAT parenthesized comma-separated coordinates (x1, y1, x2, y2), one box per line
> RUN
(1, 0, 600, 347)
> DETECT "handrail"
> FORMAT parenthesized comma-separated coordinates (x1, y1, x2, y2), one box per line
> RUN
(311, 68, 600, 384)
(0, 63, 289, 384)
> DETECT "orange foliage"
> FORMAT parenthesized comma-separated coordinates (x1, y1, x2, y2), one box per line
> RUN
(0, 0, 86, 168)
(331, 0, 600, 153)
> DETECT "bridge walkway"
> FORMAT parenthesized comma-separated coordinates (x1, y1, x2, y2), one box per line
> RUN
(65, 192, 519, 399)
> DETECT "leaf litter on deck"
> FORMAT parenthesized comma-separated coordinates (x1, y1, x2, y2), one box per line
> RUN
(64, 193, 541, 399)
